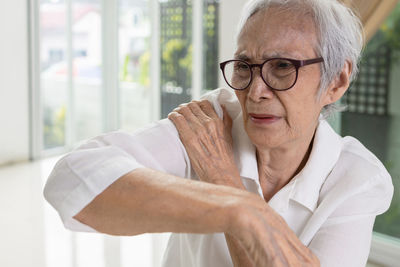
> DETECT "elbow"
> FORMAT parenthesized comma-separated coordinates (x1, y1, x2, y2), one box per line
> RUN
(42, 156, 71, 209)
(73, 209, 90, 228)
(42, 171, 59, 210)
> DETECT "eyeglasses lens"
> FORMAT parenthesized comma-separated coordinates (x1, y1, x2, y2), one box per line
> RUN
(223, 59, 297, 90)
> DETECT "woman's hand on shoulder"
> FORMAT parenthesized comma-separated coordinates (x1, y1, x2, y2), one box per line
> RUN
(168, 100, 245, 189)
(169, 99, 320, 266)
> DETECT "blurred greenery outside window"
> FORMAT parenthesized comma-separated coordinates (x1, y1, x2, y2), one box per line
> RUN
(41, 0, 103, 149)
(157, 0, 219, 117)
(42, 0, 220, 148)
(341, 4, 400, 239)
(119, 0, 152, 131)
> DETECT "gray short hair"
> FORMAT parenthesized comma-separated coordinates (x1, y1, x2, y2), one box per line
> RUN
(236, 0, 364, 118)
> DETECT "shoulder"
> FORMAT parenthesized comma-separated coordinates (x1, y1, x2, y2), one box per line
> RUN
(328, 135, 389, 185)
(74, 118, 179, 151)
(199, 88, 242, 120)
(319, 134, 394, 216)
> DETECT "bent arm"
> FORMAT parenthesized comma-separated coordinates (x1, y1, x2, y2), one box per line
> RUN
(74, 167, 319, 266)
(43, 119, 190, 231)
(73, 167, 247, 236)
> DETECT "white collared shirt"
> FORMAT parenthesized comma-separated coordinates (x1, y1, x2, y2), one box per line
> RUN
(44, 88, 394, 267)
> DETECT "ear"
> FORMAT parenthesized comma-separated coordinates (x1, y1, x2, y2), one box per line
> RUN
(321, 60, 352, 106)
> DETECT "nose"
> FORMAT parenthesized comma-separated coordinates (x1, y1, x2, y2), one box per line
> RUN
(247, 67, 274, 102)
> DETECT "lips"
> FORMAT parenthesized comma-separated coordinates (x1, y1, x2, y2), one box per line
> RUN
(248, 113, 281, 124)
(248, 113, 279, 119)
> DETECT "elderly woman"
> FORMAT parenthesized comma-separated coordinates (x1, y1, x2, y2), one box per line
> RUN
(44, 0, 393, 266)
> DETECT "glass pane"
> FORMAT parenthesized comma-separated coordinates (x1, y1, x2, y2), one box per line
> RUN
(202, 0, 219, 92)
(119, 0, 152, 132)
(160, 0, 193, 118)
(40, 0, 68, 149)
(341, 4, 400, 239)
(73, 0, 103, 141)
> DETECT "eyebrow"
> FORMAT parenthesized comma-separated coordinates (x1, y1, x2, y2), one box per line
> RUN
(234, 54, 250, 61)
(234, 52, 290, 61)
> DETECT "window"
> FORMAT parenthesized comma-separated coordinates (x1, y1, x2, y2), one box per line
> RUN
(40, 0, 68, 149)
(119, 0, 152, 131)
(341, 2, 400, 240)
(72, 0, 103, 143)
(34, 1, 220, 266)
(35, 0, 219, 154)
(40, 0, 103, 150)
(159, 0, 219, 118)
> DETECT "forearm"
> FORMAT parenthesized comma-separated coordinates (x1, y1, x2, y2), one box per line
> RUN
(225, 233, 255, 267)
(73, 167, 247, 236)
(221, 181, 256, 267)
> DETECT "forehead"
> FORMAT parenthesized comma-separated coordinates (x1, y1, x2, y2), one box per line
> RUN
(236, 7, 318, 60)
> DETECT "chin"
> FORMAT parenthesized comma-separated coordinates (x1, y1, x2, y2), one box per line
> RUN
(245, 124, 283, 149)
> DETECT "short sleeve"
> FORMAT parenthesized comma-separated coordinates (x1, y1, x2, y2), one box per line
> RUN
(308, 171, 394, 267)
(43, 118, 190, 232)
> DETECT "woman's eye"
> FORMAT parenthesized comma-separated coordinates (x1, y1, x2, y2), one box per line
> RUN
(276, 62, 291, 69)
(236, 63, 249, 70)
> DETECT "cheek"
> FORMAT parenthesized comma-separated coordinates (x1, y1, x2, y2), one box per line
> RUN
(283, 92, 321, 131)
(235, 91, 247, 110)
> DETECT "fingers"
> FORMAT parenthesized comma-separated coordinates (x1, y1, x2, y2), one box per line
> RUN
(173, 104, 204, 130)
(167, 111, 194, 143)
(171, 101, 221, 134)
(197, 100, 219, 120)
(187, 102, 210, 124)
(168, 108, 216, 156)
(222, 104, 233, 129)
(194, 100, 232, 131)
(168, 100, 233, 158)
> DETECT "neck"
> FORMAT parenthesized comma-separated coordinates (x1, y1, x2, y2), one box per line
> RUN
(256, 127, 316, 201)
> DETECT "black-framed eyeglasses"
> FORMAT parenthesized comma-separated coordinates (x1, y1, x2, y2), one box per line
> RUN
(219, 57, 324, 91)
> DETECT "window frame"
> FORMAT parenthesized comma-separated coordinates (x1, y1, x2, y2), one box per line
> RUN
(369, 232, 400, 266)
(28, 0, 42, 160)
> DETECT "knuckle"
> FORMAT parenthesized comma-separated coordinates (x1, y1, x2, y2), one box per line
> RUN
(178, 103, 188, 108)
(175, 114, 186, 122)
(169, 113, 184, 122)
(204, 120, 216, 130)
(201, 100, 213, 108)
(187, 102, 198, 109)
(167, 112, 177, 119)
(174, 106, 189, 114)
(172, 107, 181, 113)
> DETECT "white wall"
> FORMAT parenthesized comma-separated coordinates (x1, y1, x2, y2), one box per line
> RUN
(218, 0, 248, 87)
(0, 0, 30, 165)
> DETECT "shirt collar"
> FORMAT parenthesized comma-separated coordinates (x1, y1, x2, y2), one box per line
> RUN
(203, 88, 342, 213)
(233, 117, 342, 213)
(232, 112, 259, 181)
(289, 120, 342, 212)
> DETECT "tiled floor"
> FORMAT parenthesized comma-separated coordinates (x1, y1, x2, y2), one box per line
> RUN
(0, 157, 170, 267)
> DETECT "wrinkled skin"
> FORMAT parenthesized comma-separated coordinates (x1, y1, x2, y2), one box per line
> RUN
(169, 101, 241, 187)
(168, 100, 320, 266)
(168, 5, 350, 266)
(71, 3, 351, 266)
